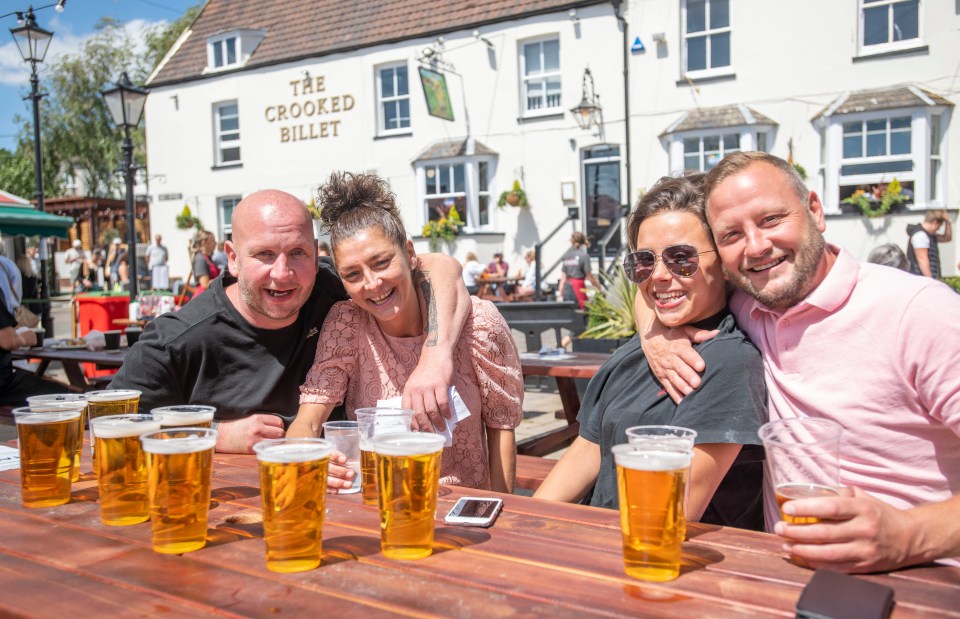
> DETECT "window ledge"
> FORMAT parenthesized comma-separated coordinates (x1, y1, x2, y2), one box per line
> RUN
(676, 72, 736, 87)
(853, 44, 928, 62)
(211, 162, 243, 171)
(374, 130, 413, 141)
(517, 112, 565, 125)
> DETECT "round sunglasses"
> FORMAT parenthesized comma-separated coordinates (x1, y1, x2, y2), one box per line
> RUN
(622, 244, 716, 284)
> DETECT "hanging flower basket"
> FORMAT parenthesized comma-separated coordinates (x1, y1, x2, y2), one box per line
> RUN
(497, 180, 529, 209)
(841, 178, 907, 218)
(175, 205, 203, 230)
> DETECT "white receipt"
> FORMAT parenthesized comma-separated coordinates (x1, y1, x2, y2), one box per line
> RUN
(0, 445, 20, 471)
(377, 386, 471, 448)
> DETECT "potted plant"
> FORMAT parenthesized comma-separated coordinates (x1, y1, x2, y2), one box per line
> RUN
(420, 203, 464, 251)
(497, 180, 529, 208)
(573, 266, 637, 354)
(176, 205, 203, 230)
(841, 178, 908, 218)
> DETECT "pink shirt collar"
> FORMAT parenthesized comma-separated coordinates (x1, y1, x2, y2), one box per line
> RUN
(747, 244, 857, 319)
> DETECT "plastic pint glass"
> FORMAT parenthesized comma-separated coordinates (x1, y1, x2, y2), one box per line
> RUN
(86, 390, 141, 476)
(612, 443, 692, 582)
(254, 438, 333, 573)
(12, 406, 83, 508)
(27, 393, 88, 482)
(152, 405, 216, 429)
(140, 428, 217, 554)
(355, 407, 414, 505)
(372, 432, 445, 560)
(90, 414, 162, 526)
(625, 425, 697, 540)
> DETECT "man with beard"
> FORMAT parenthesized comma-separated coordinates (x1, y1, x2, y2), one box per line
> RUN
(112, 189, 469, 454)
(640, 152, 960, 573)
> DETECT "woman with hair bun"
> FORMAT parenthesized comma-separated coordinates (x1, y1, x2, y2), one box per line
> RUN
(558, 231, 603, 309)
(289, 172, 523, 493)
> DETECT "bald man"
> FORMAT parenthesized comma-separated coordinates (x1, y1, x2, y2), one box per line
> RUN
(112, 190, 469, 453)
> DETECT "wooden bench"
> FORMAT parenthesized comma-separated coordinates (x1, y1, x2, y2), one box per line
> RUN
(515, 454, 557, 491)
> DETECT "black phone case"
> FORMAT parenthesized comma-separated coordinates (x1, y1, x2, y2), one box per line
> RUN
(796, 570, 894, 619)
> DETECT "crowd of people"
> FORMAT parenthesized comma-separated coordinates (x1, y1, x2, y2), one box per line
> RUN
(1, 151, 958, 575)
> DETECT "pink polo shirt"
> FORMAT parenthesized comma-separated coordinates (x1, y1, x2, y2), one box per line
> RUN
(731, 246, 960, 530)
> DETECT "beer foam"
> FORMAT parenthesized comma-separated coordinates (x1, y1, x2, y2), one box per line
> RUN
(254, 441, 332, 463)
(87, 389, 142, 403)
(612, 445, 692, 471)
(91, 416, 162, 439)
(153, 405, 215, 426)
(26, 393, 88, 404)
(371, 432, 445, 457)
(140, 433, 217, 454)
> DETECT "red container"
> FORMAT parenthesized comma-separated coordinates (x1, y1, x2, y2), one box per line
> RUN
(76, 293, 130, 379)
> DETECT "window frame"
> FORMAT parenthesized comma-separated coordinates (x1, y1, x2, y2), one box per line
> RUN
(665, 126, 770, 173)
(519, 35, 562, 118)
(857, 0, 923, 56)
(681, 0, 733, 79)
(415, 156, 496, 234)
(207, 34, 239, 71)
(375, 62, 412, 136)
(218, 195, 242, 240)
(213, 100, 241, 167)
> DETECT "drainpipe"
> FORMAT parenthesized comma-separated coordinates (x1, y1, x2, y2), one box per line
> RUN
(612, 0, 632, 212)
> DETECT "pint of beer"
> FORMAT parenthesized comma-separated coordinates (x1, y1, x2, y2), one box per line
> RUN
(625, 425, 697, 541)
(26, 394, 87, 482)
(355, 408, 414, 506)
(372, 432, 445, 560)
(90, 414, 162, 526)
(140, 428, 217, 554)
(151, 405, 216, 429)
(12, 406, 83, 508)
(758, 418, 841, 525)
(86, 390, 142, 476)
(253, 438, 333, 573)
(612, 443, 692, 582)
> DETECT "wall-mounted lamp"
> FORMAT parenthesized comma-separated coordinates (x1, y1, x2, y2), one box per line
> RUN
(570, 67, 602, 132)
(568, 8, 578, 22)
(472, 29, 494, 49)
(652, 32, 666, 44)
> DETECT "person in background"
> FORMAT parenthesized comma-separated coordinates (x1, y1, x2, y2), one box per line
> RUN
(191, 230, 220, 290)
(211, 240, 228, 272)
(867, 243, 909, 271)
(558, 231, 602, 309)
(25, 244, 39, 277)
(86, 248, 105, 290)
(115, 248, 130, 291)
(906, 209, 951, 278)
(146, 234, 170, 290)
(290, 172, 522, 493)
(513, 250, 538, 298)
(486, 251, 513, 298)
(64, 239, 84, 290)
(462, 251, 486, 296)
(106, 237, 123, 288)
(317, 241, 331, 257)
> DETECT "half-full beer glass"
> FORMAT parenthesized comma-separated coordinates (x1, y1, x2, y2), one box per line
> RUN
(759, 418, 841, 525)
(90, 414, 161, 526)
(86, 390, 141, 476)
(27, 394, 88, 481)
(254, 438, 333, 573)
(12, 405, 82, 507)
(372, 432, 445, 560)
(355, 407, 414, 506)
(612, 443, 692, 582)
(152, 405, 216, 429)
(141, 428, 217, 554)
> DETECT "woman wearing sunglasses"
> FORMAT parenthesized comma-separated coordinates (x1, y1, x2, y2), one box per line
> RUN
(535, 173, 767, 531)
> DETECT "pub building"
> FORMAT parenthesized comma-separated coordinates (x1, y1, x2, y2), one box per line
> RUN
(144, 0, 957, 281)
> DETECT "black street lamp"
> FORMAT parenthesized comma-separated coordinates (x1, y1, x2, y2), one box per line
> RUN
(10, 6, 54, 328)
(570, 67, 603, 136)
(101, 71, 148, 302)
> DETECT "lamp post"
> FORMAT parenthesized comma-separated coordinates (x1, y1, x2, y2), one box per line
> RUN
(570, 67, 603, 138)
(10, 6, 54, 327)
(101, 71, 148, 302)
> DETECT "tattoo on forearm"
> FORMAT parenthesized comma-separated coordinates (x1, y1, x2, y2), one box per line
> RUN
(415, 268, 439, 346)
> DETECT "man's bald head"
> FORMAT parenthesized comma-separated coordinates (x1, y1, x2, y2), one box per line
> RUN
(232, 190, 314, 245)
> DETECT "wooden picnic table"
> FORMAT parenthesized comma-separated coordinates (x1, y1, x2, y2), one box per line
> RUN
(11, 346, 127, 391)
(477, 275, 521, 301)
(517, 351, 609, 456)
(0, 446, 956, 617)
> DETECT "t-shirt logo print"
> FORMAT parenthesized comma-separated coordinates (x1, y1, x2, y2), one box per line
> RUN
(306, 327, 319, 339)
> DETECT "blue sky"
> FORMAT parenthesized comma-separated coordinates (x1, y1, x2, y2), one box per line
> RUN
(0, 0, 199, 151)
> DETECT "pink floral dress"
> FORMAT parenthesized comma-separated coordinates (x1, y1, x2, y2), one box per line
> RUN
(299, 297, 523, 489)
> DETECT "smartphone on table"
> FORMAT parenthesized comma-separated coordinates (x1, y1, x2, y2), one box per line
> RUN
(443, 497, 503, 528)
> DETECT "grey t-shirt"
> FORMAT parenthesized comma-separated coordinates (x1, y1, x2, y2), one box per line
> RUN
(560, 247, 591, 279)
(578, 311, 767, 530)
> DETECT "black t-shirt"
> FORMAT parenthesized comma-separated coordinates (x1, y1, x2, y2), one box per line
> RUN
(110, 260, 348, 424)
(578, 311, 767, 531)
(0, 303, 17, 392)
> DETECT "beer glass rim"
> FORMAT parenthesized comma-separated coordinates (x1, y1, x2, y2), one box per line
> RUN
(354, 407, 415, 418)
(253, 437, 333, 463)
(26, 393, 88, 404)
(625, 425, 697, 441)
(151, 405, 216, 415)
(140, 428, 217, 454)
(90, 414, 161, 439)
(11, 406, 82, 423)
(758, 418, 841, 447)
(323, 420, 359, 430)
(86, 389, 142, 402)
(612, 443, 692, 471)
(371, 432, 445, 456)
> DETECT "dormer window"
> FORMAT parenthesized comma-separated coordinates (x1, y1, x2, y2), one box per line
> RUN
(205, 30, 265, 72)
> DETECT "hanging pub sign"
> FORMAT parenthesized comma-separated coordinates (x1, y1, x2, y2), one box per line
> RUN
(418, 67, 454, 121)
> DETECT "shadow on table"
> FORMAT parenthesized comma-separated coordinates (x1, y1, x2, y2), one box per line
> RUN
(211, 485, 261, 502)
(324, 535, 384, 564)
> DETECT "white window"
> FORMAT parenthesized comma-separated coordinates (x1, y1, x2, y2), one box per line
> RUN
(842, 116, 911, 160)
(205, 30, 265, 72)
(219, 196, 241, 240)
(683, 133, 741, 171)
(859, 0, 921, 54)
(683, 0, 731, 77)
(929, 114, 942, 203)
(520, 37, 561, 116)
(209, 36, 238, 69)
(377, 63, 410, 134)
(418, 158, 494, 232)
(214, 101, 241, 166)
